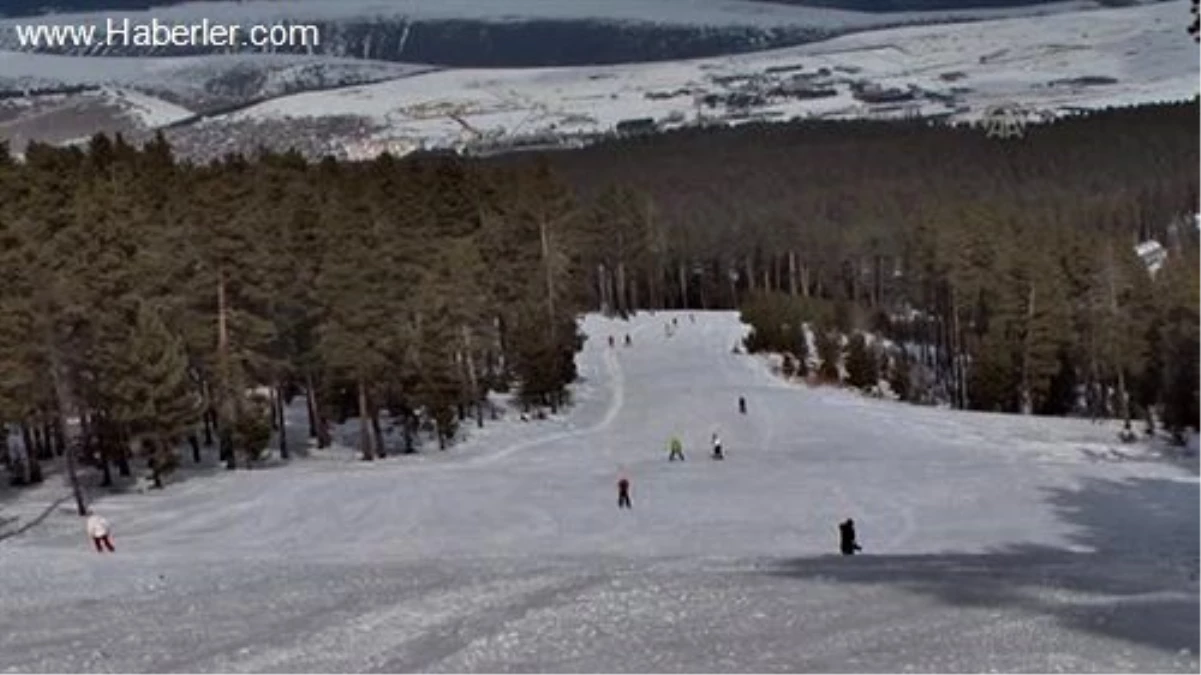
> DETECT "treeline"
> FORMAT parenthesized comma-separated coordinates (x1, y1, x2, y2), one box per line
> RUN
(524, 102, 1199, 437)
(0, 136, 591, 505)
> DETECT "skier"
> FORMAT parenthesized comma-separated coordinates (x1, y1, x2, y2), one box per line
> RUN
(608, 335, 615, 348)
(711, 432, 724, 460)
(668, 436, 685, 462)
(838, 518, 862, 555)
(86, 511, 115, 553)
(738, 396, 747, 414)
(617, 474, 632, 509)
(624, 334, 632, 347)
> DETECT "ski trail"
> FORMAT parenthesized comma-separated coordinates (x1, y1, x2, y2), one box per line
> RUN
(457, 321, 634, 470)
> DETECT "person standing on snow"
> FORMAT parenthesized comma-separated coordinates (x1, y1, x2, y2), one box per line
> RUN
(738, 396, 747, 414)
(668, 436, 685, 462)
(617, 474, 632, 509)
(86, 512, 115, 553)
(839, 518, 862, 555)
(711, 432, 724, 460)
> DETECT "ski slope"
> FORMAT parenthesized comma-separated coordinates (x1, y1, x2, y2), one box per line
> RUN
(0, 311, 1197, 672)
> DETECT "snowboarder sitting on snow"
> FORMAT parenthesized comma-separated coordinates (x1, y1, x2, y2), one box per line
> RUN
(668, 436, 685, 462)
(838, 518, 862, 556)
(86, 511, 115, 553)
(738, 396, 747, 414)
(617, 475, 632, 509)
(711, 432, 724, 460)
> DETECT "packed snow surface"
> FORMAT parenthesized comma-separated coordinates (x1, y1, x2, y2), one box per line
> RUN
(0, 311, 1197, 672)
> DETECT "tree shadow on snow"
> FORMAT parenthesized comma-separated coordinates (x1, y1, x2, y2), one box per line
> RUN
(761, 476, 1199, 655)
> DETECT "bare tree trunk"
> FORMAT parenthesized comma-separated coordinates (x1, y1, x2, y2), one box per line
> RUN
(788, 250, 799, 296)
(461, 325, 484, 429)
(47, 342, 86, 516)
(744, 256, 755, 293)
(677, 262, 688, 309)
(305, 373, 318, 439)
(371, 403, 385, 459)
(275, 382, 289, 460)
(596, 263, 610, 314)
(801, 264, 811, 298)
(217, 268, 237, 470)
(21, 423, 41, 483)
(615, 261, 628, 317)
(201, 379, 214, 447)
(1019, 283, 1036, 414)
(357, 378, 375, 461)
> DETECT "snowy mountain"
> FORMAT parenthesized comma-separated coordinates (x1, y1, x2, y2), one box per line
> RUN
(185, 0, 1200, 160)
(0, 0, 1157, 67)
(0, 310, 1196, 672)
(0, 0, 1193, 159)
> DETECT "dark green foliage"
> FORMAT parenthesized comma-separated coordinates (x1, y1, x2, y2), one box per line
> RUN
(845, 334, 879, 391)
(815, 330, 842, 383)
(889, 352, 912, 401)
(102, 302, 202, 486)
(234, 393, 273, 463)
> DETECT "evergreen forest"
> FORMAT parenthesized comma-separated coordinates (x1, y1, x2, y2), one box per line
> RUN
(1, 100, 1196, 505)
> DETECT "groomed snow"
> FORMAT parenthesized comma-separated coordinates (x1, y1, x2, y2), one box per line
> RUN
(0, 310, 1196, 672)
(222, 0, 1199, 151)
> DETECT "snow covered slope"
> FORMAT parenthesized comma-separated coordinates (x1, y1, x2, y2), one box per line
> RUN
(0, 0, 1127, 67)
(205, 0, 1197, 158)
(0, 311, 1196, 672)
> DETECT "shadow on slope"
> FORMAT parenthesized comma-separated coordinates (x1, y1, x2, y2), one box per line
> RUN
(762, 476, 1199, 655)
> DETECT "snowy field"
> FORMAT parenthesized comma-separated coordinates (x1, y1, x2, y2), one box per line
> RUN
(222, 0, 1198, 151)
(0, 311, 1197, 672)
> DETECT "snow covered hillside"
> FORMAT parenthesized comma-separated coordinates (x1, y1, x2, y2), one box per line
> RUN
(1, 311, 1196, 672)
(0, 0, 1192, 159)
(0, 0, 1127, 66)
(169, 0, 1201, 160)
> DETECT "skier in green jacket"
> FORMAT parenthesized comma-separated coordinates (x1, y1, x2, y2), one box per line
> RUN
(668, 436, 685, 461)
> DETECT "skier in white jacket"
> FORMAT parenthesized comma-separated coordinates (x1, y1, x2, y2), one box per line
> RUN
(86, 512, 115, 553)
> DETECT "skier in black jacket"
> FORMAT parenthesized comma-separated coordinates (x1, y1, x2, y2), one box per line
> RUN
(839, 519, 862, 555)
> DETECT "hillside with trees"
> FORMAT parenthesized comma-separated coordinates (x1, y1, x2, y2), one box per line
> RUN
(1, 100, 1196, 504)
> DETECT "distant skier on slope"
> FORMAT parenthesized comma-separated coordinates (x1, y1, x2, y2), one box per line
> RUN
(668, 436, 685, 462)
(608, 336, 615, 348)
(839, 518, 862, 555)
(86, 512, 115, 553)
(617, 474, 632, 509)
(711, 432, 724, 460)
(624, 334, 632, 347)
(738, 396, 747, 414)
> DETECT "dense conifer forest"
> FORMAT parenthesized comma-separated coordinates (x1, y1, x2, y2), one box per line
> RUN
(1, 100, 1196, 504)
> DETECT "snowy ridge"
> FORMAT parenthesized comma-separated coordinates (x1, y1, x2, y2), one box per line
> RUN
(210, 0, 1197, 157)
(0, 310, 1196, 671)
(0, 0, 1120, 31)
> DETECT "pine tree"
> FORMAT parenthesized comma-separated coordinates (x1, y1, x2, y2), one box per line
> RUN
(815, 329, 841, 383)
(845, 333, 879, 391)
(102, 302, 202, 488)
